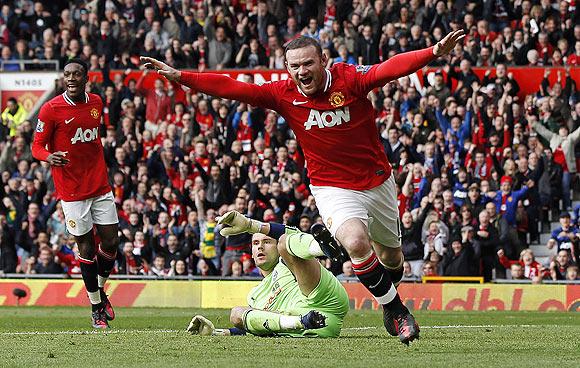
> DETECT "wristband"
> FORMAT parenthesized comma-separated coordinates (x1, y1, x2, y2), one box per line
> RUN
(228, 327, 247, 336)
(267, 222, 286, 240)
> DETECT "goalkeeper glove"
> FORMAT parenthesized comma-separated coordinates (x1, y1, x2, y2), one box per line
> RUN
(216, 210, 263, 236)
(187, 315, 230, 336)
(187, 315, 234, 336)
(187, 315, 215, 336)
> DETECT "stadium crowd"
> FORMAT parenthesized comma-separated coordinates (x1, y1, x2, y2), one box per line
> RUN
(0, 0, 579, 282)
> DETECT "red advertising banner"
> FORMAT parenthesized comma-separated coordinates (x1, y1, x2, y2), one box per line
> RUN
(566, 283, 580, 312)
(343, 282, 443, 311)
(1, 280, 577, 311)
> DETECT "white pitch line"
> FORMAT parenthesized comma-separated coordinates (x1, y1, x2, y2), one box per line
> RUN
(0, 325, 551, 336)
(0, 329, 182, 336)
(343, 324, 545, 331)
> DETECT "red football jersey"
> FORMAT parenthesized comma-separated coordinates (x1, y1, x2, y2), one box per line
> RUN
(207, 65, 390, 189)
(181, 47, 436, 190)
(258, 64, 391, 190)
(32, 92, 111, 201)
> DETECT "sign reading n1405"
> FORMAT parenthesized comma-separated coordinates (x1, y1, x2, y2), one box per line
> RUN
(15, 79, 43, 87)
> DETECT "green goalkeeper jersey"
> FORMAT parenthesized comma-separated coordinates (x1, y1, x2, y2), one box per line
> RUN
(247, 260, 349, 320)
(247, 260, 307, 313)
(245, 226, 349, 337)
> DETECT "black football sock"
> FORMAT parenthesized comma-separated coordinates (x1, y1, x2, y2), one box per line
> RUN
(383, 255, 404, 286)
(80, 256, 101, 308)
(96, 245, 117, 289)
(351, 251, 405, 311)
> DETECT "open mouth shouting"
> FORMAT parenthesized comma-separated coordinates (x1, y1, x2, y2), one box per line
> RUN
(299, 76, 314, 89)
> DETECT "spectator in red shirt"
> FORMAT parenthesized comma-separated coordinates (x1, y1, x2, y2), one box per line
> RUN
(475, 20, 498, 45)
(497, 248, 547, 280)
(195, 99, 214, 136)
(566, 41, 580, 66)
(291, 172, 310, 203)
(421, 261, 438, 277)
(536, 32, 554, 63)
(54, 236, 81, 275)
(118, 242, 145, 275)
(550, 249, 573, 280)
(136, 69, 171, 134)
(467, 149, 496, 181)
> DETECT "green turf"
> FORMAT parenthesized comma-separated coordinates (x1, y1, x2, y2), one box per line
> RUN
(0, 307, 578, 368)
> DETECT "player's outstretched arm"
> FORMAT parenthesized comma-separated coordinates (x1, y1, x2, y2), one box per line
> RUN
(218, 210, 315, 238)
(217, 210, 303, 241)
(187, 308, 327, 337)
(217, 210, 334, 259)
(140, 56, 277, 109)
(140, 57, 181, 82)
(362, 29, 465, 91)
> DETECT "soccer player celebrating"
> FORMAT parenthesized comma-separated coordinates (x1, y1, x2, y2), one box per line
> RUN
(187, 210, 349, 338)
(32, 59, 120, 329)
(143, 29, 464, 344)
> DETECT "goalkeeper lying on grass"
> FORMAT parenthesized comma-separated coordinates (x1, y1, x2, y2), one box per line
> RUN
(187, 210, 349, 338)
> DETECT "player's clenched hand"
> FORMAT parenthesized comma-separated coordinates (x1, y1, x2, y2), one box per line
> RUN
(433, 29, 466, 57)
(216, 210, 262, 236)
(187, 315, 215, 336)
(46, 151, 69, 166)
(140, 56, 181, 82)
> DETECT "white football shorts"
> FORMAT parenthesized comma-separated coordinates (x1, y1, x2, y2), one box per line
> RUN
(61, 191, 119, 236)
(310, 174, 401, 248)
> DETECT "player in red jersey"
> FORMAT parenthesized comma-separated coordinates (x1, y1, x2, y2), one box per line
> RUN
(141, 29, 464, 344)
(32, 59, 119, 329)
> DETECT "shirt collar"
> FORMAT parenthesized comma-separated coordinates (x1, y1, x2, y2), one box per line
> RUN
(63, 92, 89, 105)
(297, 69, 332, 97)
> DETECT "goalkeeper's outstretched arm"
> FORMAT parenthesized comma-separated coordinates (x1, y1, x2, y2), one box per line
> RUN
(187, 314, 246, 336)
(216, 210, 336, 260)
(187, 307, 326, 337)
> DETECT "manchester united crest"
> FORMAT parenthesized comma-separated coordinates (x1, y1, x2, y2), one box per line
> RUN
(329, 92, 345, 108)
(68, 219, 77, 229)
(90, 108, 99, 119)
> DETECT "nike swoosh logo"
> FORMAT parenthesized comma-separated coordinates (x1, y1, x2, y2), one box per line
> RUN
(292, 99, 308, 105)
(369, 274, 383, 289)
(65, 117, 75, 124)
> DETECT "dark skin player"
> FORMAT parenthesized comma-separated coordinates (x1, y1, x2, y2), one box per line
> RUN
(48, 62, 119, 269)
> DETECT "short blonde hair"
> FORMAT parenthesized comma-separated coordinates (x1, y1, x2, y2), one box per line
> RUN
(519, 248, 534, 261)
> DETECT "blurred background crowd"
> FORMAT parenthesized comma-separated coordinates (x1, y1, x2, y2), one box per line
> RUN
(0, 0, 579, 282)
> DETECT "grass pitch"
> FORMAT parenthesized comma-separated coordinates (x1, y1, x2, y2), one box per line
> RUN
(0, 307, 578, 368)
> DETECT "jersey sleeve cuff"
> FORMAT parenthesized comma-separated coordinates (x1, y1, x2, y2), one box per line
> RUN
(34, 149, 51, 162)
